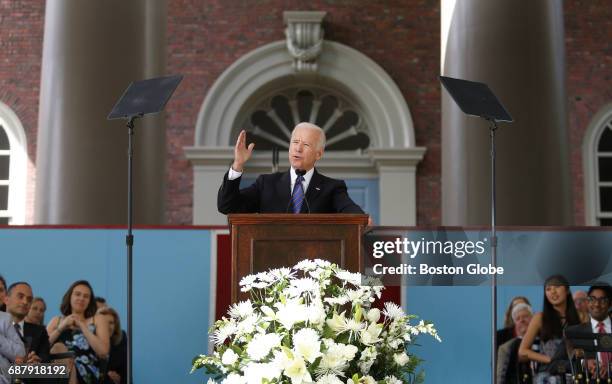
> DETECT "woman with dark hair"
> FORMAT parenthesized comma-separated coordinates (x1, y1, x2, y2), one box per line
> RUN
(47, 280, 110, 384)
(519, 275, 581, 383)
(98, 307, 128, 384)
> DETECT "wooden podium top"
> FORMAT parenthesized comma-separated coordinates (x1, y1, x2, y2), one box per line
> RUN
(228, 213, 369, 225)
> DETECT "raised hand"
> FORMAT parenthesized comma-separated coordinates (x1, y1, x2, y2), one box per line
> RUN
(232, 130, 255, 172)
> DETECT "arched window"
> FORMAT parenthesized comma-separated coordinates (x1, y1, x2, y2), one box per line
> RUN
(0, 102, 27, 225)
(241, 88, 370, 151)
(584, 104, 612, 225)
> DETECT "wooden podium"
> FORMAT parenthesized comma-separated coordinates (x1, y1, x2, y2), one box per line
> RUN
(228, 214, 368, 302)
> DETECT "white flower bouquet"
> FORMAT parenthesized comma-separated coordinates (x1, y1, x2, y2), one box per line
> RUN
(192, 259, 440, 384)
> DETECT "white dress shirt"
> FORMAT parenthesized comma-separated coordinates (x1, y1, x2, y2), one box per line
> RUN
(591, 316, 611, 363)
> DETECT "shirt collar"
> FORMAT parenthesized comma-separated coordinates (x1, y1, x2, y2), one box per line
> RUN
(12, 319, 25, 334)
(590, 316, 611, 331)
(290, 167, 314, 185)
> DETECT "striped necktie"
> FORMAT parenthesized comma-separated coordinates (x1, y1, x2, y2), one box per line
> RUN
(598, 322, 610, 376)
(291, 175, 305, 214)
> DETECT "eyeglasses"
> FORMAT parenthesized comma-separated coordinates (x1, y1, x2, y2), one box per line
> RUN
(587, 296, 610, 304)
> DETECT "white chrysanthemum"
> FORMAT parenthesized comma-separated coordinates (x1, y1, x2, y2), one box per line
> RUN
(236, 314, 259, 336)
(221, 349, 239, 365)
(307, 302, 327, 326)
(239, 274, 256, 285)
(313, 259, 332, 268)
(243, 362, 282, 384)
(384, 375, 402, 384)
(335, 271, 362, 286)
(394, 352, 410, 366)
(284, 356, 312, 384)
(275, 299, 308, 330)
(295, 259, 318, 271)
(293, 328, 322, 363)
(360, 323, 382, 345)
(221, 373, 246, 384)
(228, 300, 253, 319)
(316, 374, 344, 384)
(382, 302, 405, 320)
(246, 333, 282, 361)
(366, 308, 381, 323)
(337, 318, 365, 342)
(287, 277, 319, 298)
(207, 379, 217, 384)
(324, 296, 350, 306)
(269, 267, 295, 281)
(212, 321, 237, 345)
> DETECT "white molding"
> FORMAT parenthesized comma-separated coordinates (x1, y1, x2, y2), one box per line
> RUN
(185, 147, 426, 180)
(583, 102, 612, 225)
(193, 40, 415, 149)
(0, 101, 27, 225)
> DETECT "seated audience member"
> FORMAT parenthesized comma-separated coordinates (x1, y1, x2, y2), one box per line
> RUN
(0, 274, 6, 312)
(573, 290, 590, 323)
(519, 275, 581, 383)
(497, 296, 531, 347)
(47, 280, 110, 384)
(98, 307, 127, 384)
(95, 297, 107, 311)
(497, 303, 534, 383)
(4, 282, 51, 365)
(25, 297, 47, 326)
(0, 310, 25, 384)
(566, 284, 612, 379)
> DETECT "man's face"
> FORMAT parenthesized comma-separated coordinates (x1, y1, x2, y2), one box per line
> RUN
(513, 309, 533, 338)
(5, 284, 33, 321)
(574, 291, 589, 313)
(288, 126, 323, 171)
(587, 288, 610, 321)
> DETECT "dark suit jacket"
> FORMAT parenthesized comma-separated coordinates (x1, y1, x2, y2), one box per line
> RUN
(565, 318, 611, 360)
(218, 169, 365, 214)
(23, 322, 50, 363)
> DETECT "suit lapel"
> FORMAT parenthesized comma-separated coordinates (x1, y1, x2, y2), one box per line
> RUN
(276, 170, 292, 212)
(304, 169, 323, 212)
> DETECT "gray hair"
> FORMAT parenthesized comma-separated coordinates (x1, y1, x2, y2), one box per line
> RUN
(292, 122, 326, 150)
(511, 303, 533, 321)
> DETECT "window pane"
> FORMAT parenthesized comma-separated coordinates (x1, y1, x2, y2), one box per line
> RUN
(600, 187, 612, 212)
(0, 155, 9, 180)
(599, 157, 612, 182)
(0, 185, 7, 210)
(0, 126, 8, 150)
(600, 218, 612, 226)
(0, 217, 8, 225)
(598, 126, 612, 152)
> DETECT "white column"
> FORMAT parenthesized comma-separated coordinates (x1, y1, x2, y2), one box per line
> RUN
(370, 148, 425, 226)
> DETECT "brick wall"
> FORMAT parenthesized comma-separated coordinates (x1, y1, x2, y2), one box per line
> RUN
(0, 0, 44, 224)
(565, 0, 612, 224)
(165, 0, 442, 225)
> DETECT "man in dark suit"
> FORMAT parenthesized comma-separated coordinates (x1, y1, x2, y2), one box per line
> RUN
(4, 282, 50, 364)
(218, 122, 368, 218)
(565, 284, 612, 379)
